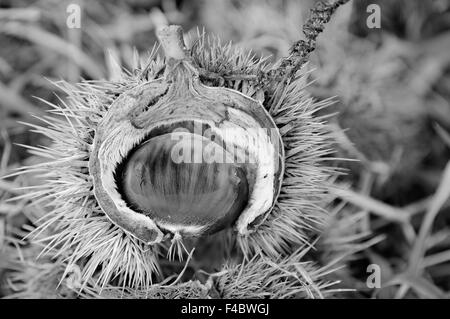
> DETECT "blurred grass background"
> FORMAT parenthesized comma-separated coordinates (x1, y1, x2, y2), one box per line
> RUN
(1, 0, 450, 298)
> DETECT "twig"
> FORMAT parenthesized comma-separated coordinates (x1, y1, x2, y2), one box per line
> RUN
(395, 161, 450, 298)
(199, 1, 351, 87)
(266, 0, 351, 83)
(330, 186, 409, 223)
(409, 161, 450, 273)
(169, 248, 195, 286)
(423, 250, 450, 268)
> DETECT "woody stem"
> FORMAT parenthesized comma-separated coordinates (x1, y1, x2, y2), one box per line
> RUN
(269, 0, 351, 82)
(156, 25, 188, 60)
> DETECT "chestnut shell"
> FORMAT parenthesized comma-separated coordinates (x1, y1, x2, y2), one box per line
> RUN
(89, 26, 284, 243)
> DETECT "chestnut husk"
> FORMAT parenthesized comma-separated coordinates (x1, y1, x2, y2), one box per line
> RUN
(89, 26, 284, 243)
